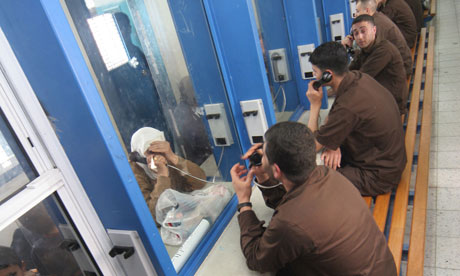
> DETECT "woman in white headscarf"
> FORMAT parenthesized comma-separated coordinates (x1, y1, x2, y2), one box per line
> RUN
(129, 127, 206, 222)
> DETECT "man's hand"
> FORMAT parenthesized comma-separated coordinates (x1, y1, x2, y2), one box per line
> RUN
(242, 143, 263, 159)
(146, 141, 179, 165)
(321, 148, 342, 170)
(230, 163, 253, 203)
(242, 143, 270, 183)
(306, 81, 323, 107)
(148, 155, 169, 177)
(342, 34, 354, 48)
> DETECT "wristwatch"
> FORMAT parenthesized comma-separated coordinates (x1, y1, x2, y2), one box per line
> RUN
(237, 202, 252, 213)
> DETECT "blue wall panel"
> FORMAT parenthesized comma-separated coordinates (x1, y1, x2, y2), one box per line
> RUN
(166, 0, 242, 181)
(253, 0, 300, 111)
(0, 1, 174, 275)
(282, 0, 328, 109)
(202, 0, 276, 153)
(322, 0, 353, 42)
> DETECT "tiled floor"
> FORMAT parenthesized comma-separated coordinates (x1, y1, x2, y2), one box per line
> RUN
(423, 1, 460, 275)
(197, 1, 460, 275)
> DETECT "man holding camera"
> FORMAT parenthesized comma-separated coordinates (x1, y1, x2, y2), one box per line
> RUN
(231, 121, 396, 275)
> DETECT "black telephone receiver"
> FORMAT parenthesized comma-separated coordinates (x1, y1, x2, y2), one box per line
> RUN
(312, 71, 332, 90)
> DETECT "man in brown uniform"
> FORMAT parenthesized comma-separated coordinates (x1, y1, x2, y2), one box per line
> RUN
(377, 0, 418, 47)
(356, 0, 413, 77)
(307, 42, 406, 196)
(231, 122, 397, 275)
(345, 15, 408, 114)
(404, 0, 424, 32)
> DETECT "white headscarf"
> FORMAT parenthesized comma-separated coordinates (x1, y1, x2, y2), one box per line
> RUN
(131, 127, 166, 179)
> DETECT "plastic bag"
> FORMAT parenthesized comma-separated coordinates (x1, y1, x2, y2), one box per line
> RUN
(156, 184, 231, 246)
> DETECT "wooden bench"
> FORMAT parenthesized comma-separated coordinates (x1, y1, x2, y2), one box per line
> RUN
(362, 26, 435, 275)
(423, 0, 437, 19)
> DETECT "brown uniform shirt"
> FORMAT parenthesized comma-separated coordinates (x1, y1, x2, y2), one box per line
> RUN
(404, 0, 423, 32)
(130, 156, 206, 222)
(350, 39, 408, 114)
(238, 166, 397, 275)
(378, 0, 418, 47)
(316, 71, 407, 194)
(373, 11, 413, 76)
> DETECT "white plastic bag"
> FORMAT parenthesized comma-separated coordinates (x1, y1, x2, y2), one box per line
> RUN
(156, 184, 231, 245)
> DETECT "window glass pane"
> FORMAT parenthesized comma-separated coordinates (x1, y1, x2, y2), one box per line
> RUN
(64, 0, 241, 269)
(0, 109, 37, 203)
(0, 195, 99, 276)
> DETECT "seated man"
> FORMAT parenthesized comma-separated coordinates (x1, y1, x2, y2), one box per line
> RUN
(404, 0, 424, 32)
(231, 122, 396, 275)
(307, 42, 406, 196)
(344, 15, 408, 115)
(129, 127, 206, 222)
(356, 0, 413, 77)
(377, 0, 418, 47)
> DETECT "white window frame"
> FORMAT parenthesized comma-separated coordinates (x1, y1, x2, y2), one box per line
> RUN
(0, 26, 125, 276)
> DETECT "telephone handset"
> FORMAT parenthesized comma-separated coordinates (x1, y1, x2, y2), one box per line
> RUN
(312, 71, 332, 90)
(271, 53, 285, 82)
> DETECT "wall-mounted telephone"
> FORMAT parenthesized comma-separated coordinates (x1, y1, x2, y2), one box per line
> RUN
(297, 44, 315, 80)
(268, 48, 290, 83)
(330, 13, 346, 42)
(240, 99, 268, 145)
(204, 103, 234, 146)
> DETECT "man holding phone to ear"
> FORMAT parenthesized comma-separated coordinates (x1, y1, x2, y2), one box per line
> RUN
(306, 41, 406, 196)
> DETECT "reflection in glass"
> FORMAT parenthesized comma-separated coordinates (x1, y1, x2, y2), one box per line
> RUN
(0, 110, 36, 203)
(64, 0, 236, 266)
(0, 195, 98, 275)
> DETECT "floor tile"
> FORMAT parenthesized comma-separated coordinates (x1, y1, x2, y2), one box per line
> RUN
(423, 266, 435, 276)
(437, 100, 460, 112)
(427, 187, 437, 210)
(425, 209, 437, 236)
(428, 169, 438, 188)
(425, 235, 437, 268)
(436, 111, 460, 123)
(436, 210, 460, 237)
(436, 237, 460, 269)
(435, 123, 460, 136)
(437, 188, 460, 210)
(430, 151, 460, 168)
(434, 136, 460, 152)
(435, 169, 460, 188)
(436, 268, 460, 275)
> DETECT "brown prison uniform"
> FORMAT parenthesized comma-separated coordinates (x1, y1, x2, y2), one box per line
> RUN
(404, 0, 424, 32)
(378, 0, 418, 48)
(316, 71, 407, 196)
(373, 11, 413, 77)
(130, 156, 206, 222)
(238, 166, 397, 275)
(349, 39, 408, 115)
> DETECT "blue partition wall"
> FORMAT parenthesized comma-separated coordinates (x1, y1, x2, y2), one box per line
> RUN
(252, 0, 301, 112)
(322, 0, 354, 41)
(282, 0, 329, 109)
(0, 1, 175, 275)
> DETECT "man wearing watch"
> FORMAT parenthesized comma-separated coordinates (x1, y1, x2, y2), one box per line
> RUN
(230, 122, 396, 275)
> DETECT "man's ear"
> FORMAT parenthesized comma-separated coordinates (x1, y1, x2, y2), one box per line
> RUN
(272, 163, 282, 179)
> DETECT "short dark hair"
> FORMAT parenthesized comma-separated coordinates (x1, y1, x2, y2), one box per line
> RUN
(309, 42, 349, 76)
(0, 246, 21, 269)
(352, 14, 375, 26)
(264, 122, 316, 185)
(357, 0, 378, 12)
